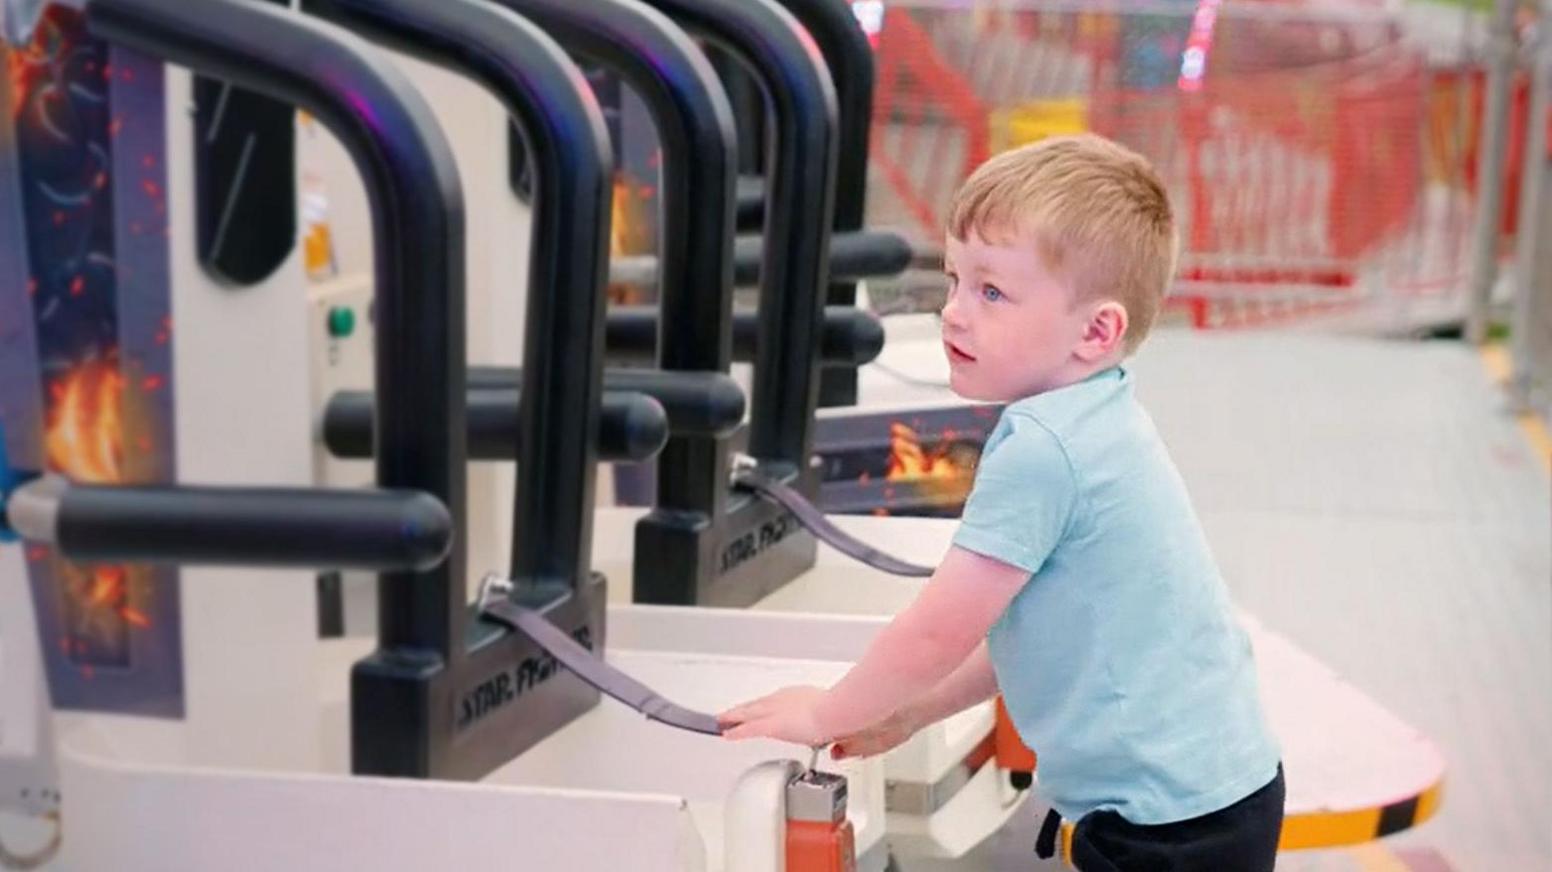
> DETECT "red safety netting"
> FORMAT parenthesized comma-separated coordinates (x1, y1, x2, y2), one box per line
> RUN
(863, 1, 1481, 330)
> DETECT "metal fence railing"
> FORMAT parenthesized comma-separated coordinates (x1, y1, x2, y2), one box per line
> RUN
(1510, 10, 1552, 415)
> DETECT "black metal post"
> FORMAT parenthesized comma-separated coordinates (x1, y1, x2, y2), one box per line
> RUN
(635, 0, 837, 472)
(768, 0, 875, 407)
(87, 0, 470, 701)
(623, 0, 839, 606)
(302, 0, 613, 779)
(485, 0, 739, 524)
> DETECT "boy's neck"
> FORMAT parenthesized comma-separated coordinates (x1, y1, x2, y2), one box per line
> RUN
(1070, 353, 1125, 385)
(1022, 354, 1125, 401)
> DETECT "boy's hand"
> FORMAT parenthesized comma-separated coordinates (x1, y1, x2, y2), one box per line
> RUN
(830, 708, 920, 761)
(717, 685, 830, 747)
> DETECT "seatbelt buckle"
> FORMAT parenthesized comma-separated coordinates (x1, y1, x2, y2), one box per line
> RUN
(476, 572, 515, 609)
(785, 765, 857, 872)
(729, 451, 758, 480)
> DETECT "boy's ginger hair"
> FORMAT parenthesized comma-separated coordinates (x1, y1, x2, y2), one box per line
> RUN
(947, 133, 1178, 354)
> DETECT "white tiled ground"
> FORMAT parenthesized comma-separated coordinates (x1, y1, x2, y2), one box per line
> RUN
(893, 328, 1552, 870)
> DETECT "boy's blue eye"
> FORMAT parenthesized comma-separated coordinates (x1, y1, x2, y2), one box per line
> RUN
(981, 285, 1004, 302)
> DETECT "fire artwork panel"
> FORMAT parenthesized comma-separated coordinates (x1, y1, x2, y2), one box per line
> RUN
(0, 6, 182, 716)
(813, 405, 1002, 518)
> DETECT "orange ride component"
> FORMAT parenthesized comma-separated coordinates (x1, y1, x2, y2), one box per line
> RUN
(995, 695, 1037, 789)
(785, 769, 857, 872)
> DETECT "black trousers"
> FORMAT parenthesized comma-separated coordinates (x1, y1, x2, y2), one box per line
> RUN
(1069, 765, 1285, 872)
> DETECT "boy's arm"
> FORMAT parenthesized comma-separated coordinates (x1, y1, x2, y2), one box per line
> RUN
(830, 642, 998, 760)
(721, 425, 1075, 747)
(902, 639, 999, 727)
(719, 547, 1026, 743)
(807, 546, 1024, 735)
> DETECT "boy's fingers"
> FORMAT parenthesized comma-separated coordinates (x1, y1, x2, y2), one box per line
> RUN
(717, 707, 751, 726)
(719, 697, 772, 723)
(721, 720, 765, 741)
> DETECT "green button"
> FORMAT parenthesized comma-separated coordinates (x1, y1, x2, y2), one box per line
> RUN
(327, 306, 356, 338)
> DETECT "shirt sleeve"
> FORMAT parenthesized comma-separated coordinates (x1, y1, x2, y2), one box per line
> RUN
(951, 418, 1079, 574)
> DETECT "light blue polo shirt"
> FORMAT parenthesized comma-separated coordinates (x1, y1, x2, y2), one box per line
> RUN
(953, 366, 1280, 825)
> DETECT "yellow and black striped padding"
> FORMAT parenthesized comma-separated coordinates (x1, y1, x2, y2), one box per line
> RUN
(1056, 778, 1445, 864)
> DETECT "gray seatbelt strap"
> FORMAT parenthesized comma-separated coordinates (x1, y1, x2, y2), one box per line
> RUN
(476, 576, 722, 736)
(731, 459, 935, 578)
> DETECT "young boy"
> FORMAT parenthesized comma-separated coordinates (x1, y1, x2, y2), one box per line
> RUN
(718, 134, 1284, 870)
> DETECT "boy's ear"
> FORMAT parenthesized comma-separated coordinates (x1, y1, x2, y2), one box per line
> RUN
(1076, 300, 1128, 362)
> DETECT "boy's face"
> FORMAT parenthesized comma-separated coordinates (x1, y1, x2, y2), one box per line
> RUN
(940, 230, 1095, 402)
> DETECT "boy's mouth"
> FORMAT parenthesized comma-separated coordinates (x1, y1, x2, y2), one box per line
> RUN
(944, 340, 976, 364)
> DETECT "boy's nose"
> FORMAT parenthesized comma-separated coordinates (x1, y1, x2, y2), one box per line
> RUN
(940, 294, 967, 331)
